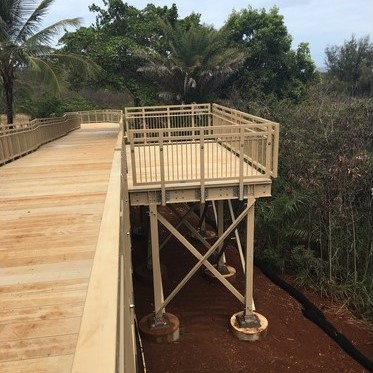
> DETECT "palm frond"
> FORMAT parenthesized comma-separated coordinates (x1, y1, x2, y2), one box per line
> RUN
(25, 18, 81, 47)
(137, 20, 245, 103)
(16, 0, 56, 41)
(28, 55, 62, 94)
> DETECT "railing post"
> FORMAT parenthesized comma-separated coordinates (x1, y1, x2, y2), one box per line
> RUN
(200, 131, 205, 204)
(129, 132, 137, 185)
(265, 124, 273, 178)
(271, 123, 279, 177)
(239, 127, 244, 200)
(191, 104, 195, 128)
(159, 132, 166, 205)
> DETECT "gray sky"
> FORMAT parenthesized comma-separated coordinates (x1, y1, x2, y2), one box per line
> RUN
(46, 0, 373, 68)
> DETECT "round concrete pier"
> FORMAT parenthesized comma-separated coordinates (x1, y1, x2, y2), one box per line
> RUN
(204, 264, 236, 283)
(139, 313, 180, 343)
(230, 311, 268, 341)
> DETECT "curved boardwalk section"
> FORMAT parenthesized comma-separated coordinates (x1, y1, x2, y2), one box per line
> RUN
(0, 123, 118, 372)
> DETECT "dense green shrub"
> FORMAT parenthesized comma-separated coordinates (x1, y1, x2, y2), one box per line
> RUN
(253, 85, 373, 320)
(25, 94, 98, 119)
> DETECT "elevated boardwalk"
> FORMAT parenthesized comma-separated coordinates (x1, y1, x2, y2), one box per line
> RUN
(0, 104, 279, 373)
(0, 123, 119, 372)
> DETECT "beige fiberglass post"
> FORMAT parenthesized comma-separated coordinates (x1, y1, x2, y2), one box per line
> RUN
(230, 197, 269, 341)
(138, 203, 180, 343)
(149, 203, 165, 325)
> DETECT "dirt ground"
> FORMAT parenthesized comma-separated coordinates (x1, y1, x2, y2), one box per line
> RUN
(132, 206, 373, 373)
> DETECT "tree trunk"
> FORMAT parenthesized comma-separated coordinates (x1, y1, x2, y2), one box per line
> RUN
(2, 70, 14, 126)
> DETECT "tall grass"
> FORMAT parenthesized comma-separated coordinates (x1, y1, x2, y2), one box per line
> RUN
(251, 86, 373, 320)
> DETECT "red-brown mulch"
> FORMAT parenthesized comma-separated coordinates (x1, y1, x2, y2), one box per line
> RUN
(132, 207, 373, 373)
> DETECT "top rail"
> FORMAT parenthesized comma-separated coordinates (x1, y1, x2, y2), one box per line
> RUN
(73, 109, 123, 125)
(124, 103, 211, 133)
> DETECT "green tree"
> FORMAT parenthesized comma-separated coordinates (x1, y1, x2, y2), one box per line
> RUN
(222, 6, 318, 101)
(0, 0, 87, 124)
(138, 22, 245, 103)
(325, 35, 373, 96)
(61, 1, 179, 104)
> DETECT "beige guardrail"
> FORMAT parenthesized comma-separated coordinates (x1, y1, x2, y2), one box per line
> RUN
(75, 109, 123, 125)
(0, 110, 124, 166)
(124, 103, 279, 189)
(0, 114, 80, 165)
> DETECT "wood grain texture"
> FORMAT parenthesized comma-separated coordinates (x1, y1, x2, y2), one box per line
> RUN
(0, 123, 118, 372)
(0, 355, 74, 373)
(71, 150, 121, 373)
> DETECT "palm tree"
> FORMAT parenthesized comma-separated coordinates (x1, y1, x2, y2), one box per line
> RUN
(0, 0, 87, 124)
(138, 22, 245, 104)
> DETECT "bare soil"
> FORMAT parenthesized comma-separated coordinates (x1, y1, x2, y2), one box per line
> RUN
(132, 206, 373, 373)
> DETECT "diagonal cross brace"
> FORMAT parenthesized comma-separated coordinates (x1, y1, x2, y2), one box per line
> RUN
(160, 203, 198, 250)
(154, 199, 255, 314)
(168, 204, 211, 250)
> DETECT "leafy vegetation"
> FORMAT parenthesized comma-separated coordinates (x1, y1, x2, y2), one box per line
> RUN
(222, 7, 319, 102)
(61, 0, 179, 104)
(138, 21, 245, 103)
(325, 35, 373, 96)
(0, 0, 95, 124)
(61, 3, 317, 105)
(254, 86, 373, 320)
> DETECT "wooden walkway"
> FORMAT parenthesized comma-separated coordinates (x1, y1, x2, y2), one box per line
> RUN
(0, 123, 119, 372)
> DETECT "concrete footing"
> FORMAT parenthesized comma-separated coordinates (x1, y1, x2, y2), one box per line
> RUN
(230, 311, 268, 341)
(204, 264, 236, 283)
(139, 313, 180, 343)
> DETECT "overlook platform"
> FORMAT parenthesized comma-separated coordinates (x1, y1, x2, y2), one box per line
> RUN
(124, 103, 278, 205)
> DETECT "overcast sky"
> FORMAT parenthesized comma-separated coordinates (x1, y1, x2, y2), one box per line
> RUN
(46, 0, 373, 68)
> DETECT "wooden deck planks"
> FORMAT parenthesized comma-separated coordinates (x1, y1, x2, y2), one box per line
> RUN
(0, 355, 74, 373)
(0, 123, 119, 372)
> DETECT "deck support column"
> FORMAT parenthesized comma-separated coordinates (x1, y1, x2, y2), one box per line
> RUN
(149, 203, 166, 325)
(217, 200, 225, 268)
(139, 204, 180, 343)
(230, 198, 268, 341)
(199, 202, 206, 234)
(195, 202, 215, 241)
(239, 198, 259, 325)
